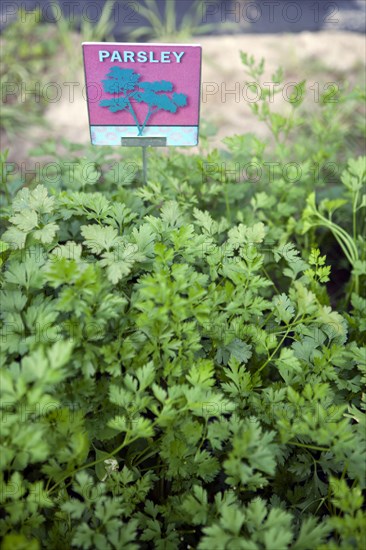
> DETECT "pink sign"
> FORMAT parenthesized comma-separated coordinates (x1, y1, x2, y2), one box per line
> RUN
(82, 42, 202, 146)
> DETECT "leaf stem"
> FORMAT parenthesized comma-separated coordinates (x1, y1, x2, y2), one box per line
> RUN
(287, 441, 330, 452)
(256, 322, 292, 373)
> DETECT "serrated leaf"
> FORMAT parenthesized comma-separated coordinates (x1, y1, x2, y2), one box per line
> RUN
(273, 294, 295, 324)
(81, 224, 122, 254)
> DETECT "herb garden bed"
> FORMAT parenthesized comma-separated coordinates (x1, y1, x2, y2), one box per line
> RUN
(0, 46, 365, 550)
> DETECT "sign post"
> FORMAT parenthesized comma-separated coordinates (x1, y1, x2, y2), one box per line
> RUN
(82, 43, 202, 183)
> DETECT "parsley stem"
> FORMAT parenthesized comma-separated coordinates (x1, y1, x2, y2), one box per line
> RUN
(259, 309, 275, 330)
(256, 324, 291, 373)
(1, 181, 11, 204)
(261, 265, 280, 294)
(352, 191, 358, 242)
(288, 441, 330, 452)
(224, 182, 231, 223)
(317, 213, 358, 262)
(0, 150, 11, 205)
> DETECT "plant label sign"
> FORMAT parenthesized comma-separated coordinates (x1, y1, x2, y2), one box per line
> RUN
(82, 42, 202, 147)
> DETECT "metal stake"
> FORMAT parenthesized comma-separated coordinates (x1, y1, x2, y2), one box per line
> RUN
(121, 137, 167, 185)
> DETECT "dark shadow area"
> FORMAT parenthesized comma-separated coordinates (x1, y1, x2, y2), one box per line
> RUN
(1, 0, 365, 35)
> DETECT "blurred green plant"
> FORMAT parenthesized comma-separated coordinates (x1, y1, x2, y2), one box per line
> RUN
(49, 0, 116, 75)
(127, 0, 236, 42)
(0, 8, 56, 136)
(78, 0, 116, 42)
(1, 1, 118, 137)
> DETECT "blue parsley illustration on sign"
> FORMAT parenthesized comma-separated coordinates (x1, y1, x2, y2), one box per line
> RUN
(99, 67, 188, 136)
